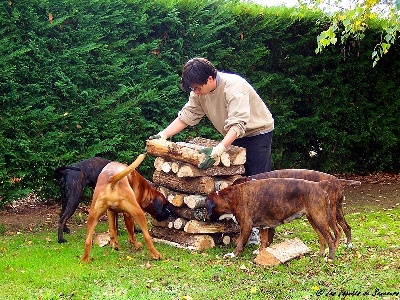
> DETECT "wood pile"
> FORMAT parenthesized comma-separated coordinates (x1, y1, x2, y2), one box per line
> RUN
(146, 137, 245, 251)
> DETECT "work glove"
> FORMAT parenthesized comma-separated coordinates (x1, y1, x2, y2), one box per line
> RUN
(198, 143, 225, 169)
(148, 131, 167, 140)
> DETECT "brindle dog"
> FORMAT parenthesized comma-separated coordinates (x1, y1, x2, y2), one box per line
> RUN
(55, 157, 111, 243)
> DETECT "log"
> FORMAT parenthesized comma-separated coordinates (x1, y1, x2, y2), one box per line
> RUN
(184, 220, 226, 234)
(153, 170, 215, 194)
(188, 137, 246, 165)
(146, 139, 217, 167)
(184, 194, 206, 209)
(154, 157, 172, 173)
(151, 216, 177, 229)
(254, 238, 311, 266)
(157, 186, 187, 207)
(214, 175, 243, 191)
(184, 220, 240, 234)
(168, 206, 208, 222)
(171, 161, 180, 173)
(147, 138, 244, 167)
(211, 233, 238, 246)
(94, 233, 111, 247)
(175, 162, 245, 178)
(173, 217, 189, 230)
(167, 194, 185, 207)
(151, 227, 215, 251)
(156, 186, 170, 198)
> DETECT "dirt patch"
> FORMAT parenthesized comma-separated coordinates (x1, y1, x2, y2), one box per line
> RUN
(0, 174, 399, 233)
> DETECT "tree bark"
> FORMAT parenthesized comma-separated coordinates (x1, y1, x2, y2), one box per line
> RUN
(175, 162, 245, 178)
(254, 237, 311, 266)
(151, 227, 215, 251)
(173, 217, 189, 230)
(146, 139, 212, 167)
(188, 137, 246, 165)
(153, 170, 215, 194)
(146, 138, 245, 167)
(184, 220, 240, 234)
(183, 194, 206, 209)
(168, 206, 208, 222)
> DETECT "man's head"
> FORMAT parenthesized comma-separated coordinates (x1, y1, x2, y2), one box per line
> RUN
(181, 57, 217, 95)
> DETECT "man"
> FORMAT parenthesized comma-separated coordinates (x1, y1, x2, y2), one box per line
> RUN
(149, 57, 274, 176)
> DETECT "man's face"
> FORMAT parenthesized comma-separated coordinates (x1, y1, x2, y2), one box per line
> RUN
(189, 76, 216, 96)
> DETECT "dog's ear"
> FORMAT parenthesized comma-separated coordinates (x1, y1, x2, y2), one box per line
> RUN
(154, 196, 170, 221)
(153, 196, 163, 215)
(205, 199, 215, 217)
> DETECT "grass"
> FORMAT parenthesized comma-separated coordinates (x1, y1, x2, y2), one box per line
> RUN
(0, 207, 399, 300)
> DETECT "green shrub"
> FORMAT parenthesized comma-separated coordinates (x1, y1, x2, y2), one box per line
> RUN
(1, 0, 399, 205)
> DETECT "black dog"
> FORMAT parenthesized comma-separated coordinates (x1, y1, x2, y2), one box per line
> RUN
(54, 157, 111, 243)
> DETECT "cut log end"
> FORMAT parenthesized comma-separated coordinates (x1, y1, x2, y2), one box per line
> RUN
(254, 238, 311, 266)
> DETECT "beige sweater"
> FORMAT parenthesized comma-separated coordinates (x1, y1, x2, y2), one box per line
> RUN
(178, 72, 274, 138)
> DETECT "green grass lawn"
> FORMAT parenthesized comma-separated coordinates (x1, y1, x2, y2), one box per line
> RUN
(1, 207, 399, 300)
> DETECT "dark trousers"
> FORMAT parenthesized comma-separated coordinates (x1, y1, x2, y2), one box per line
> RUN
(233, 131, 273, 176)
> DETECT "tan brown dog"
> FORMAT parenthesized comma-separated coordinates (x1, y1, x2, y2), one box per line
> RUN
(205, 178, 337, 260)
(233, 169, 361, 247)
(81, 154, 171, 262)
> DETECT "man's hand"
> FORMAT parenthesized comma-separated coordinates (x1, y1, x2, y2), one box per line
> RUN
(148, 131, 167, 140)
(198, 143, 225, 169)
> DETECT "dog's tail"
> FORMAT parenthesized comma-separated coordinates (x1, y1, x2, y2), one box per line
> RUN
(109, 153, 146, 184)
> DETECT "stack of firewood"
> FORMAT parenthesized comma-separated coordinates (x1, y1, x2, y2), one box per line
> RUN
(146, 137, 246, 250)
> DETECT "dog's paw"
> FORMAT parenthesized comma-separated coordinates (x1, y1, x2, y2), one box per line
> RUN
(150, 252, 162, 260)
(132, 241, 143, 250)
(111, 241, 120, 251)
(223, 252, 236, 259)
(252, 249, 260, 255)
(81, 256, 90, 263)
(344, 242, 354, 249)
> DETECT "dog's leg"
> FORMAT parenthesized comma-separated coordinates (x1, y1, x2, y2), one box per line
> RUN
(307, 217, 328, 255)
(58, 172, 85, 243)
(81, 206, 107, 262)
(326, 199, 342, 250)
(122, 201, 161, 260)
(107, 210, 120, 250)
(336, 197, 352, 247)
(58, 198, 82, 243)
(267, 227, 275, 245)
(258, 227, 275, 251)
(230, 219, 253, 258)
(122, 212, 142, 250)
(307, 216, 335, 260)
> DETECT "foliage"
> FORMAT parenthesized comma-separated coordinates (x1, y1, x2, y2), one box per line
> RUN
(0, 206, 399, 299)
(1, 0, 400, 205)
(304, 0, 400, 66)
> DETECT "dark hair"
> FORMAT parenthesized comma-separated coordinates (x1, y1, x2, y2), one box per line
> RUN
(180, 57, 217, 92)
